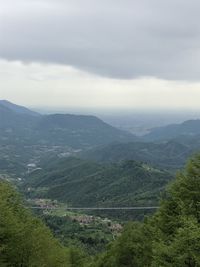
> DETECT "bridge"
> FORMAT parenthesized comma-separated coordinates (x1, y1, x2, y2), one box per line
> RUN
(30, 206, 159, 211)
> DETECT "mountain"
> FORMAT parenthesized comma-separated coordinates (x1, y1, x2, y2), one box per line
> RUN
(0, 101, 135, 148)
(144, 119, 200, 141)
(35, 114, 135, 148)
(0, 102, 40, 131)
(25, 157, 172, 207)
(0, 100, 39, 117)
(80, 140, 198, 172)
(0, 102, 41, 175)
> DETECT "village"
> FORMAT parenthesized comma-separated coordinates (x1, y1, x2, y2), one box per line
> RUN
(27, 198, 123, 236)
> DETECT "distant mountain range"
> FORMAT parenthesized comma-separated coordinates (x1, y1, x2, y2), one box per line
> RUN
(79, 116, 200, 172)
(0, 100, 136, 148)
(2, 100, 200, 147)
(143, 119, 200, 141)
(1, 99, 200, 177)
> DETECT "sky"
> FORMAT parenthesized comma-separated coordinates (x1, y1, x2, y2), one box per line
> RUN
(1, 0, 200, 110)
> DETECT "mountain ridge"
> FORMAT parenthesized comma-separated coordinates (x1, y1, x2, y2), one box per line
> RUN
(0, 100, 40, 117)
(144, 119, 200, 141)
(0, 100, 136, 148)
(80, 140, 196, 172)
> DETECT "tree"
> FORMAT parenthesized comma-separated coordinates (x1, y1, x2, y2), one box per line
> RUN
(152, 217, 200, 267)
(0, 181, 69, 266)
(94, 222, 153, 267)
(152, 154, 200, 266)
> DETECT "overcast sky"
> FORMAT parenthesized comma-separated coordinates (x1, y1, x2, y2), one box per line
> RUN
(1, 0, 200, 110)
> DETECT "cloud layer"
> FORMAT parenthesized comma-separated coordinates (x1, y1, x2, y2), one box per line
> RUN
(1, 60, 200, 110)
(1, 0, 200, 80)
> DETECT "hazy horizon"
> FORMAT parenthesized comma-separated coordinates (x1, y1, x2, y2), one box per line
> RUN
(29, 102, 200, 134)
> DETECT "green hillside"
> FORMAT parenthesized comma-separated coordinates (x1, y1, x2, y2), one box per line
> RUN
(144, 119, 200, 141)
(3, 154, 200, 266)
(81, 140, 199, 172)
(25, 157, 172, 207)
(93, 154, 200, 267)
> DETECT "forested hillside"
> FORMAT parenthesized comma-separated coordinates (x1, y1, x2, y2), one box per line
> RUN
(92, 154, 200, 266)
(81, 140, 197, 172)
(2, 154, 200, 266)
(0, 180, 88, 266)
(25, 157, 172, 207)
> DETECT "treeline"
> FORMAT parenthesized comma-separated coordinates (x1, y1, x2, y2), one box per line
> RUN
(1, 154, 200, 266)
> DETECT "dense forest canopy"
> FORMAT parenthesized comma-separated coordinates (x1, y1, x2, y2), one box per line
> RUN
(25, 157, 172, 209)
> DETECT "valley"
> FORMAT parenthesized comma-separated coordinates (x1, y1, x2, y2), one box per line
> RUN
(1, 100, 200, 265)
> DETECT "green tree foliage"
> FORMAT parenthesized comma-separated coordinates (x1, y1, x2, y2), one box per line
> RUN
(93, 222, 153, 267)
(152, 217, 200, 267)
(151, 154, 200, 266)
(92, 154, 200, 267)
(42, 214, 113, 254)
(0, 181, 70, 266)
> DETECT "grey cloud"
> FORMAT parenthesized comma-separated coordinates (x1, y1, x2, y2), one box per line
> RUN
(1, 0, 200, 80)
